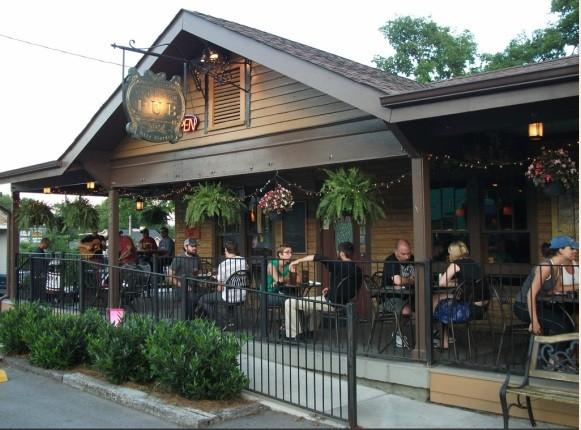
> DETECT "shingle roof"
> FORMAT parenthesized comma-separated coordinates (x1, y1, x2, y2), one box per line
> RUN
(187, 11, 425, 95)
(428, 55, 579, 88)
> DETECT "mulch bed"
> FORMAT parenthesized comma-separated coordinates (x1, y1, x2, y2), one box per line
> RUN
(73, 366, 251, 412)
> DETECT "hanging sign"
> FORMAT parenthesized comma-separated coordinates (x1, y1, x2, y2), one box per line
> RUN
(122, 68, 186, 143)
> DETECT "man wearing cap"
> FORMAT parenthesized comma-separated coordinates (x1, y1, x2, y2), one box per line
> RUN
(514, 235, 578, 336)
(167, 238, 201, 288)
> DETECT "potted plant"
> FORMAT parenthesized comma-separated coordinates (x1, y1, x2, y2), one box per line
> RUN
(525, 147, 578, 196)
(56, 197, 99, 232)
(316, 167, 386, 225)
(16, 198, 55, 229)
(258, 184, 294, 220)
(184, 182, 246, 227)
(140, 203, 170, 226)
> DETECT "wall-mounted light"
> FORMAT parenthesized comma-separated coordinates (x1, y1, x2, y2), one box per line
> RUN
(136, 199, 144, 211)
(502, 206, 513, 216)
(43, 187, 51, 194)
(86, 181, 96, 190)
(455, 208, 466, 217)
(528, 122, 544, 140)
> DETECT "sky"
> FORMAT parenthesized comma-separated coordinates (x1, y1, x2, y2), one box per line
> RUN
(0, 0, 556, 202)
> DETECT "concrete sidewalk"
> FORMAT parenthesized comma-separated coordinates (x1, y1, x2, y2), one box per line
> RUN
(2, 355, 564, 429)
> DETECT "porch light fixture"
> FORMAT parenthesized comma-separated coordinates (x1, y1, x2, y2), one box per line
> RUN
(86, 181, 96, 190)
(43, 187, 51, 194)
(135, 199, 144, 211)
(528, 122, 544, 140)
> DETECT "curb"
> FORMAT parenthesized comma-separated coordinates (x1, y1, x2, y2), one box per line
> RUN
(2, 355, 266, 428)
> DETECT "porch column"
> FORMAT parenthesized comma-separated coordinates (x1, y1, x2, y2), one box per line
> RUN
(107, 188, 120, 308)
(7, 191, 20, 300)
(411, 157, 431, 360)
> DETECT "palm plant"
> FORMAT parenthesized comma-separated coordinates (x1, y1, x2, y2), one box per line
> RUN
(16, 198, 55, 229)
(185, 182, 246, 227)
(316, 167, 386, 225)
(56, 197, 99, 232)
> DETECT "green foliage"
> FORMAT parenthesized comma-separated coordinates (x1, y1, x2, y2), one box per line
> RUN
(185, 183, 246, 227)
(146, 319, 248, 400)
(27, 310, 104, 369)
(55, 197, 99, 233)
(373, 16, 478, 83)
(139, 204, 169, 226)
(0, 302, 51, 354)
(88, 314, 156, 384)
(0, 194, 11, 211)
(316, 167, 386, 226)
(16, 199, 55, 230)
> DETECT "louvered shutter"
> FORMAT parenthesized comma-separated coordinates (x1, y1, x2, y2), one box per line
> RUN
(208, 63, 246, 130)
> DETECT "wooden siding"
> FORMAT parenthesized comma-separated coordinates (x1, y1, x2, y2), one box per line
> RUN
(430, 368, 578, 427)
(535, 192, 553, 260)
(174, 199, 214, 258)
(112, 62, 367, 160)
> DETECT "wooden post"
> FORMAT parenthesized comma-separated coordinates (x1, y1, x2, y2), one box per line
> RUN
(107, 189, 120, 309)
(7, 191, 20, 300)
(411, 157, 431, 360)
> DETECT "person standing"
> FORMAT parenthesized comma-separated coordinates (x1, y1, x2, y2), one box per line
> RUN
(137, 228, 158, 269)
(31, 237, 50, 300)
(118, 230, 137, 266)
(157, 227, 175, 273)
(285, 242, 362, 340)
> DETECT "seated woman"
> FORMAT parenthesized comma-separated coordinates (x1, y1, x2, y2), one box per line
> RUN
(266, 244, 299, 307)
(434, 241, 487, 348)
(514, 236, 577, 335)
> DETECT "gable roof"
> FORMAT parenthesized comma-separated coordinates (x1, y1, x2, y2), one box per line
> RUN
(187, 11, 424, 95)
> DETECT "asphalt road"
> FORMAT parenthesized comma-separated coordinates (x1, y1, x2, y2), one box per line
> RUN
(0, 366, 180, 428)
(0, 366, 330, 429)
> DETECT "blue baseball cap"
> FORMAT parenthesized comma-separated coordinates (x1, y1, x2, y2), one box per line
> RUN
(549, 236, 579, 250)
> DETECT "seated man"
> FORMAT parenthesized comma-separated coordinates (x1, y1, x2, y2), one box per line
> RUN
(382, 239, 415, 317)
(285, 242, 362, 340)
(198, 241, 248, 323)
(118, 230, 137, 267)
(166, 238, 201, 288)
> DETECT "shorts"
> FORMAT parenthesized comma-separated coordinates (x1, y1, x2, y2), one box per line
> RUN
(380, 297, 409, 314)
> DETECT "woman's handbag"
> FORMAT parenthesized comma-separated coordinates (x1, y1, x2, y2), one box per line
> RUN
(434, 298, 472, 324)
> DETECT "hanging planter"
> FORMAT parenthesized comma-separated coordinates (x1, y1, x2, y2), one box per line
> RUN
(56, 197, 99, 232)
(316, 167, 386, 226)
(543, 181, 565, 197)
(15, 198, 55, 230)
(184, 182, 246, 227)
(258, 184, 294, 216)
(525, 146, 578, 194)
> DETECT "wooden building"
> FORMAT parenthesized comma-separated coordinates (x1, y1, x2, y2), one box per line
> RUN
(0, 10, 578, 424)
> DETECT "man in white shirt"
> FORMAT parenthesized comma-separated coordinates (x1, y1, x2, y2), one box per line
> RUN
(197, 241, 248, 325)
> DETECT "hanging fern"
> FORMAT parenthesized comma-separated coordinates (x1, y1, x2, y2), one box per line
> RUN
(57, 197, 99, 232)
(316, 167, 386, 225)
(16, 198, 55, 230)
(140, 204, 169, 226)
(185, 183, 246, 227)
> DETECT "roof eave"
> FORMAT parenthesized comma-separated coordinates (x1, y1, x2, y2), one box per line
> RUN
(380, 63, 579, 108)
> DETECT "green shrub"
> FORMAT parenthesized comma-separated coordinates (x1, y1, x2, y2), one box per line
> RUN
(77, 309, 108, 365)
(28, 312, 92, 369)
(146, 319, 248, 400)
(88, 314, 155, 384)
(0, 302, 51, 354)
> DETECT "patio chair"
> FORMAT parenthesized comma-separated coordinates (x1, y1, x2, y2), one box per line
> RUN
(219, 269, 251, 331)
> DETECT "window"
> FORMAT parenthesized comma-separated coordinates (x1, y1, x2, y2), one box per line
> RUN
(283, 201, 306, 253)
(208, 63, 246, 130)
(482, 183, 529, 263)
(431, 186, 468, 261)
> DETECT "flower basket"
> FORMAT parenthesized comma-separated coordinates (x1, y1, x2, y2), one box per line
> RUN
(525, 147, 577, 193)
(258, 185, 294, 215)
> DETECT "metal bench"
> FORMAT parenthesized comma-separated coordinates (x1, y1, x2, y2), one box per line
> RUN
(499, 332, 578, 428)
